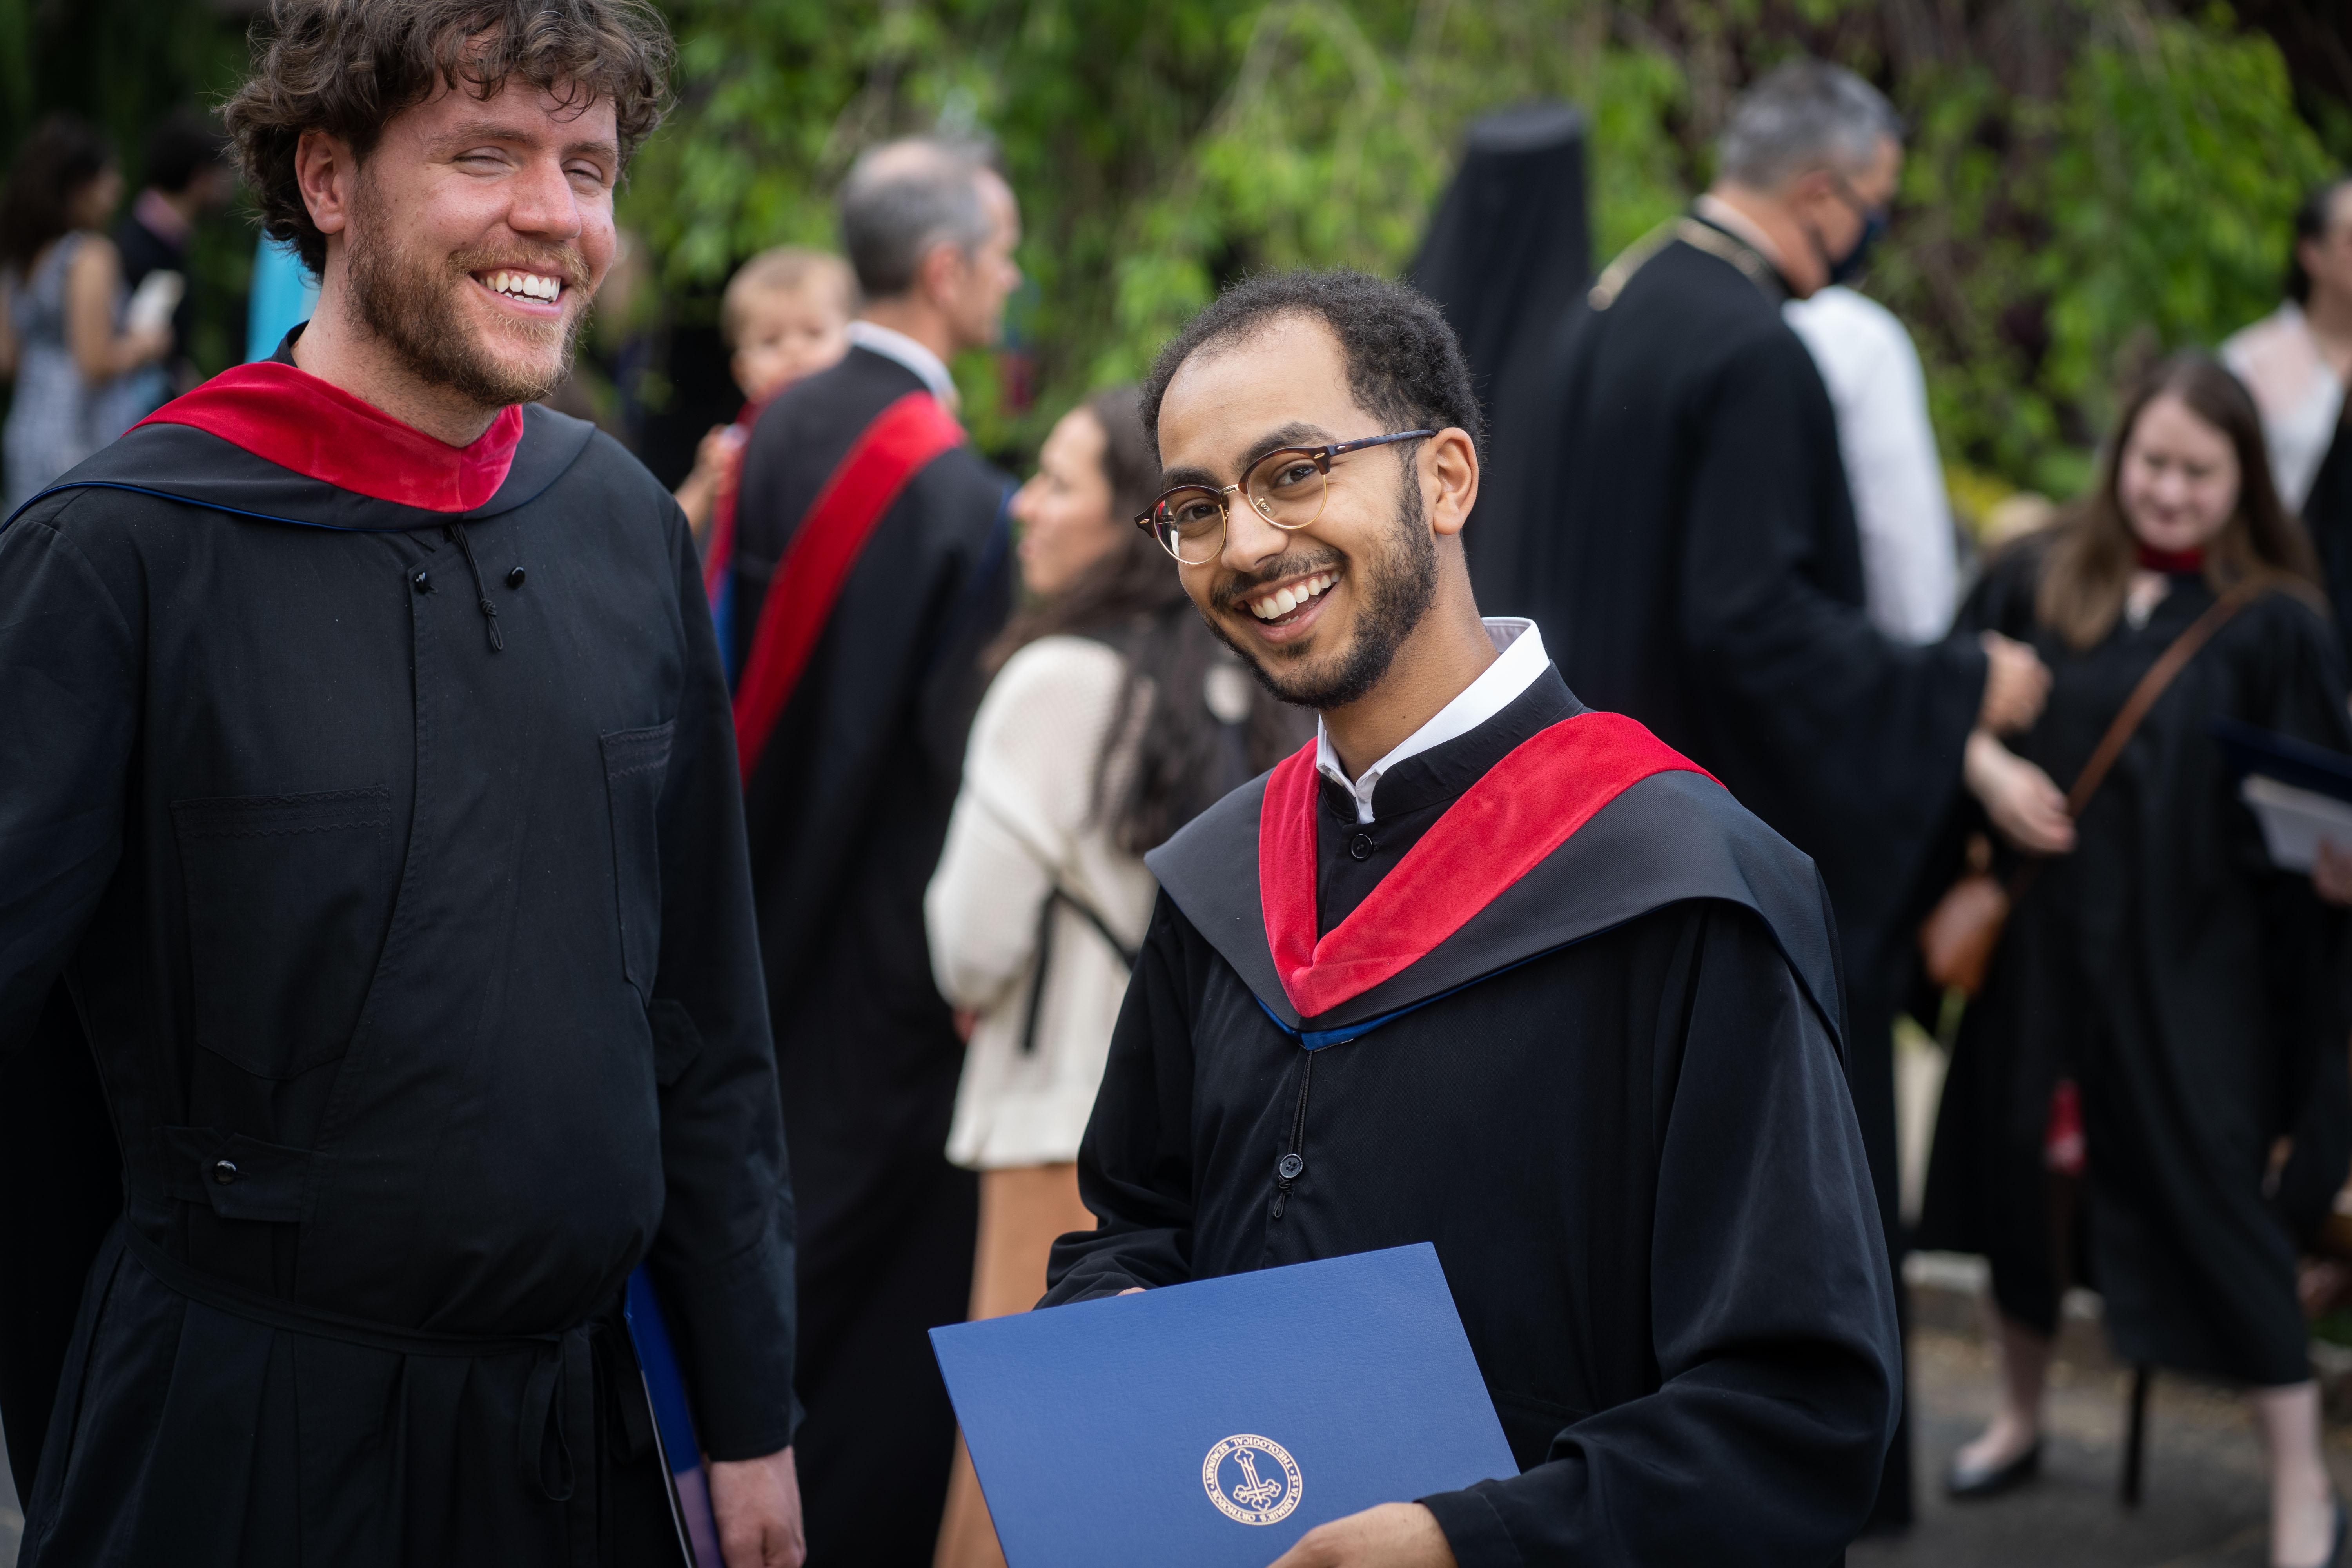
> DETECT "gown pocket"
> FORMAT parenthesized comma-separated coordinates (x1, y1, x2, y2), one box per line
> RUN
(171, 786, 397, 1080)
(601, 721, 675, 998)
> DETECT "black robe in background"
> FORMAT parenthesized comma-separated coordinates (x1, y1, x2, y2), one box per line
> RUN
(1920, 541, 2352, 1382)
(1046, 668, 1901, 1565)
(2301, 407, 2352, 666)
(1519, 221, 1987, 1518)
(732, 344, 1013, 1565)
(0, 399, 797, 1566)
(1404, 102, 1589, 616)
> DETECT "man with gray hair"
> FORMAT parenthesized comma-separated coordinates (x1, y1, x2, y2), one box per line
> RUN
(1513, 59, 2051, 1529)
(726, 136, 1021, 1564)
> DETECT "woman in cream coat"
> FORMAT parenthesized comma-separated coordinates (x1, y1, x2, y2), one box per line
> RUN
(926, 387, 1294, 1568)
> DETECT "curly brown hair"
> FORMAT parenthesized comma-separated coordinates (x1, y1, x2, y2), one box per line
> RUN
(221, 0, 673, 274)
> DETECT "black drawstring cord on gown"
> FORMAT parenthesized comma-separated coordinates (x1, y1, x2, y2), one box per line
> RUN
(1270, 1049, 1313, 1219)
(445, 523, 504, 651)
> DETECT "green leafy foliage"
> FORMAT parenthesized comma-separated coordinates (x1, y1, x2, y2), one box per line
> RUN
(632, 0, 2339, 496)
(0, 0, 2334, 499)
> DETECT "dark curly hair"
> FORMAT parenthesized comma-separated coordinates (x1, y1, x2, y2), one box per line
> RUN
(221, 0, 673, 274)
(1138, 269, 1484, 465)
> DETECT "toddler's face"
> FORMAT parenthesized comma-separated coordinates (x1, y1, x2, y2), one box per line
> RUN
(733, 287, 851, 404)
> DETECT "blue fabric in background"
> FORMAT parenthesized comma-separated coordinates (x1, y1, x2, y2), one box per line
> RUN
(244, 236, 319, 363)
(931, 1244, 1516, 1568)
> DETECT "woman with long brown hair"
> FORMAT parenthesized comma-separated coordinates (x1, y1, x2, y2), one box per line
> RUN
(1921, 352, 2352, 1566)
(924, 385, 1299, 1568)
(0, 114, 172, 510)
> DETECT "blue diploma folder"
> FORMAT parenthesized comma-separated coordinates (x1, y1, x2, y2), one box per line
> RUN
(930, 1243, 1516, 1568)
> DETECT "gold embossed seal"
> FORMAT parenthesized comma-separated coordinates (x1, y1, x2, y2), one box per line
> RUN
(1201, 1433, 1303, 1525)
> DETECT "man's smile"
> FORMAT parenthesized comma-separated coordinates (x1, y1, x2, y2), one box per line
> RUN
(1222, 564, 1343, 646)
(1243, 569, 1338, 624)
(470, 266, 569, 312)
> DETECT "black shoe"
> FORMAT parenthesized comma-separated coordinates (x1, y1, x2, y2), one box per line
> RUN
(1944, 1439, 2041, 1500)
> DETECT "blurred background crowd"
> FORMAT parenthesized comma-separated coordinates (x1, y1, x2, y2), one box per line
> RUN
(8, 4, 2352, 1567)
(0, 0, 2343, 506)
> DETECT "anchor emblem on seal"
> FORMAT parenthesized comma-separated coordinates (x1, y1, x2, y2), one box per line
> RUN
(1201, 1433, 1303, 1525)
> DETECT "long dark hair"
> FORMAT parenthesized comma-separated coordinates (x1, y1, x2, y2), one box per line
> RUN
(0, 114, 115, 274)
(2288, 176, 2350, 306)
(989, 385, 1301, 853)
(2038, 351, 2323, 650)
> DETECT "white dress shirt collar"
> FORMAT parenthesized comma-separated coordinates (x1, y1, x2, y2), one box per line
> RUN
(846, 319, 960, 410)
(1314, 619, 1549, 824)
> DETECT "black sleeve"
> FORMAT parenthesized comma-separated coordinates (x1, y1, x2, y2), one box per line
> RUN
(1679, 332, 1987, 928)
(1041, 891, 1202, 1303)
(0, 502, 139, 1493)
(2248, 597, 2352, 1243)
(0, 501, 138, 1049)
(1420, 904, 1901, 1566)
(643, 504, 802, 1460)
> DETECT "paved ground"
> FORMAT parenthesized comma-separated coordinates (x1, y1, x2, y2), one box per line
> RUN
(1860, 1281, 2352, 1568)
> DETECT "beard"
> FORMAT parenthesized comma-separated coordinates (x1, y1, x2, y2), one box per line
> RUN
(343, 176, 588, 410)
(1207, 468, 1439, 711)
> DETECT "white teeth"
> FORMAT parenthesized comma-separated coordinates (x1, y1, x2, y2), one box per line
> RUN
(487, 270, 560, 300)
(1248, 573, 1334, 621)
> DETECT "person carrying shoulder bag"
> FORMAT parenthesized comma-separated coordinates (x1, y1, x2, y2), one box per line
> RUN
(1918, 352, 2352, 1568)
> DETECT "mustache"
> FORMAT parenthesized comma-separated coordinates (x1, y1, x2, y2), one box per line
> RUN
(1209, 550, 1344, 612)
(448, 244, 592, 292)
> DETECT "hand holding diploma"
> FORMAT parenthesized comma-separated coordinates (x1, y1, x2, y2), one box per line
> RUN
(1264, 1502, 1459, 1568)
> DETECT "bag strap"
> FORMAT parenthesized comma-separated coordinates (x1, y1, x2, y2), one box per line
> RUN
(2062, 576, 2269, 818)
(1018, 886, 1139, 1056)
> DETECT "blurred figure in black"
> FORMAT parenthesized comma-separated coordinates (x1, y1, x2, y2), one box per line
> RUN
(1922, 354, 2352, 1568)
(2227, 174, 2352, 663)
(1522, 59, 2053, 1528)
(112, 111, 229, 407)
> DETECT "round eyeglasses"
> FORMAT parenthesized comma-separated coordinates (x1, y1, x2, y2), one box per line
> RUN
(1134, 430, 1434, 564)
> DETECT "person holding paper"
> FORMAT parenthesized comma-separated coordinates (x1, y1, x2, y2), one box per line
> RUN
(1041, 269, 1900, 1566)
(1919, 353, 2352, 1568)
(0, 4, 806, 1563)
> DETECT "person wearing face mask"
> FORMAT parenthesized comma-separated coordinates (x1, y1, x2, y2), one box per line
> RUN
(923, 385, 1298, 1568)
(1919, 353, 2352, 1568)
(1506, 58, 2052, 1529)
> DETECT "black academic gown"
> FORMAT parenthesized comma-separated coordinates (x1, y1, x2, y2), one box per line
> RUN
(0, 385, 797, 1566)
(1404, 101, 1590, 617)
(1920, 541, 2352, 1383)
(2301, 410, 2352, 666)
(1521, 223, 1986, 1519)
(1045, 667, 1901, 1566)
(732, 343, 1013, 1565)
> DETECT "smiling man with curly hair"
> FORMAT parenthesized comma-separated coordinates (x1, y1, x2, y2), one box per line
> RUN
(0, 4, 804, 1564)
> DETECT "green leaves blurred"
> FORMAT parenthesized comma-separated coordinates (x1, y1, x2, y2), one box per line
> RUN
(632, 0, 2339, 497)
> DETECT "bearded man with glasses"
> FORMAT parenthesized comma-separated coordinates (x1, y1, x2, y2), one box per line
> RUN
(1038, 269, 1900, 1568)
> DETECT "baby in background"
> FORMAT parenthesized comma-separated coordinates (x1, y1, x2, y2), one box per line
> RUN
(677, 245, 858, 542)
